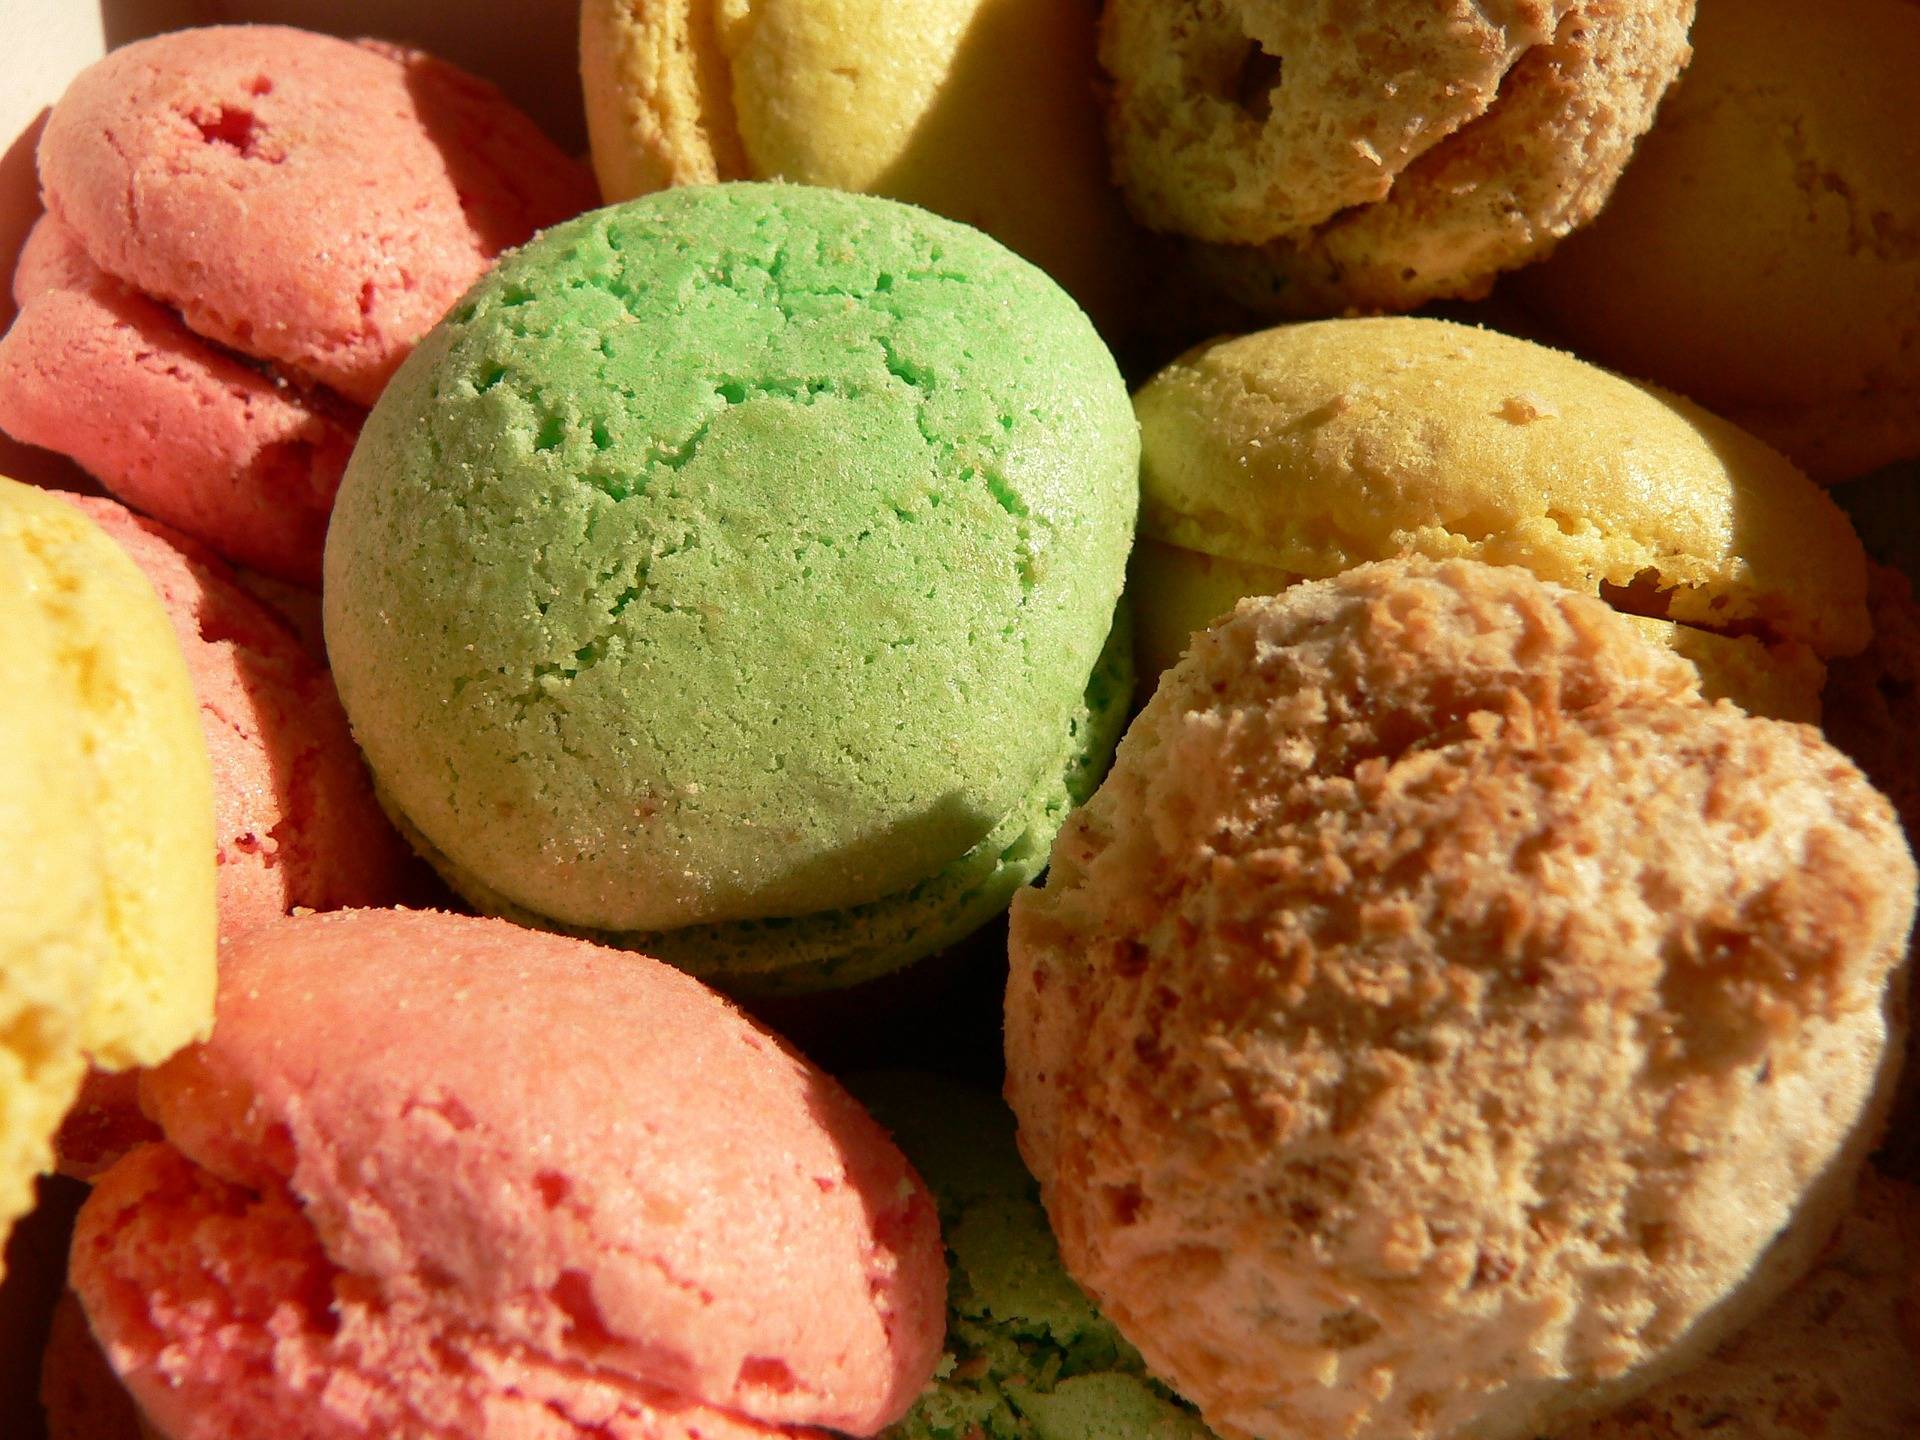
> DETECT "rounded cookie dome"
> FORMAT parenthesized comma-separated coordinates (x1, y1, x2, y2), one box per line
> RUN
(325, 183, 1137, 957)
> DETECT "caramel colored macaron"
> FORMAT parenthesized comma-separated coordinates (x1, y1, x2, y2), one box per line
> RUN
(1130, 317, 1869, 720)
(580, 0, 1147, 330)
(1100, 0, 1695, 315)
(1007, 558, 1915, 1440)
(1522, 0, 1920, 482)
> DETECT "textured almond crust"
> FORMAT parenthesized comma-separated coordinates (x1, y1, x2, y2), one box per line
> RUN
(1101, 0, 1695, 313)
(1007, 558, 1916, 1440)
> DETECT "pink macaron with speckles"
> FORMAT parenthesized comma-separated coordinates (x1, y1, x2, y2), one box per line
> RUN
(69, 908, 948, 1440)
(0, 25, 595, 582)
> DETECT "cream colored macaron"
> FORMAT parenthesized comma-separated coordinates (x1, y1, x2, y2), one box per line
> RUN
(1130, 317, 1870, 721)
(1522, 0, 1920, 482)
(579, 0, 1146, 329)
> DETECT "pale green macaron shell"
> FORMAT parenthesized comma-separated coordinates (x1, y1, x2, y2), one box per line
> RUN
(324, 182, 1138, 989)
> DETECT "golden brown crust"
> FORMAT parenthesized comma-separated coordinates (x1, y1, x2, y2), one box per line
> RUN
(1101, 0, 1695, 313)
(1007, 558, 1916, 1440)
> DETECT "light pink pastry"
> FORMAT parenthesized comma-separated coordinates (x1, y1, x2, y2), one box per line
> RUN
(71, 496, 413, 936)
(34, 26, 596, 406)
(0, 217, 358, 584)
(69, 908, 947, 1439)
(0, 25, 595, 582)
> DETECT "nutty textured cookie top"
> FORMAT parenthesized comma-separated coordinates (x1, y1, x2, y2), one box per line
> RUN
(1007, 558, 1915, 1440)
(1101, 0, 1695, 311)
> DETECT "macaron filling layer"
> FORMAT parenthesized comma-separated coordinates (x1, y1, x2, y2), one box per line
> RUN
(326, 183, 1138, 951)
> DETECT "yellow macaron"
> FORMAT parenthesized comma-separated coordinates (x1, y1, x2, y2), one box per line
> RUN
(1130, 317, 1870, 721)
(0, 479, 217, 1071)
(0, 477, 217, 1255)
(0, 555, 103, 1255)
(579, 0, 1146, 331)
(1521, 0, 1920, 483)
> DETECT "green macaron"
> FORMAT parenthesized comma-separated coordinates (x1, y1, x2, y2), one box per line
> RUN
(853, 1072, 1212, 1440)
(323, 182, 1138, 990)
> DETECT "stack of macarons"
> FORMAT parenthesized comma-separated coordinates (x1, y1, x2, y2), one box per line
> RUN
(0, 25, 596, 582)
(1, 4, 1919, 1440)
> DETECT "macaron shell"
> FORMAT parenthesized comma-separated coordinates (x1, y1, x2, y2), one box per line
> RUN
(0, 217, 360, 585)
(392, 603, 1133, 995)
(581, 0, 749, 196)
(325, 183, 1137, 939)
(72, 496, 414, 938)
(0, 554, 101, 1259)
(1133, 318, 1869, 657)
(72, 1144, 822, 1440)
(137, 909, 946, 1432)
(38, 26, 596, 404)
(0, 477, 216, 1073)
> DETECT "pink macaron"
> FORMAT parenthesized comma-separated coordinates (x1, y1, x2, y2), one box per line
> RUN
(0, 217, 359, 584)
(0, 26, 596, 582)
(70, 495, 414, 935)
(36, 26, 596, 405)
(69, 908, 948, 1439)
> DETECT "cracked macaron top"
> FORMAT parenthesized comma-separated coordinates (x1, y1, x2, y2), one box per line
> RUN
(70, 908, 947, 1439)
(324, 182, 1138, 964)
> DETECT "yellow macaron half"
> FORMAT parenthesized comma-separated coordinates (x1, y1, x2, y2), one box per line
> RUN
(1131, 318, 1871, 721)
(0, 554, 104, 1253)
(0, 478, 216, 1073)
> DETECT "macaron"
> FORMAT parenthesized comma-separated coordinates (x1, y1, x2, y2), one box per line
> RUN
(46, 496, 415, 1181)
(1007, 558, 1915, 1440)
(69, 907, 948, 1439)
(1129, 317, 1869, 721)
(853, 1072, 1213, 1440)
(0, 476, 215, 1257)
(0, 215, 360, 586)
(579, 0, 1147, 331)
(0, 25, 596, 582)
(0, 480, 215, 1075)
(71, 497, 414, 940)
(1520, 0, 1920, 483)
(1098, 0, 1695, 314)
(324, 182, 1138, 994)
